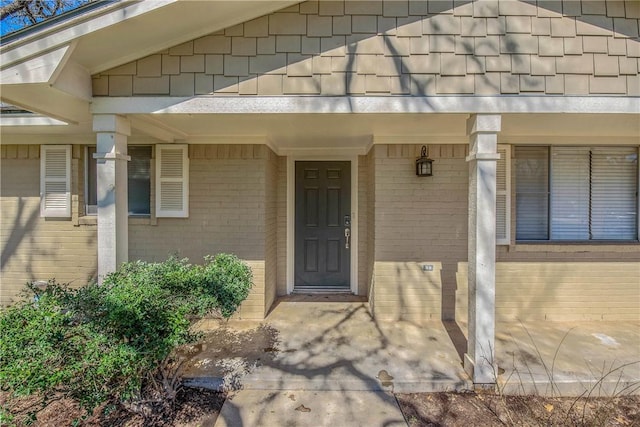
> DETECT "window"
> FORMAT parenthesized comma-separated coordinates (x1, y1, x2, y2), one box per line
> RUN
(86, 146, 152, 216)
(41, 145, 71, 217)
(516, 146, 639, 241)
(128, 146, 152, 216)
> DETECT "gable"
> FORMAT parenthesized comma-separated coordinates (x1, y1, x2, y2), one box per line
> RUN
(93, 0, 640, 98)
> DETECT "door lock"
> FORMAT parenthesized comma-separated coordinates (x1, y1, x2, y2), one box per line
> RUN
(345, 228, 351, 249)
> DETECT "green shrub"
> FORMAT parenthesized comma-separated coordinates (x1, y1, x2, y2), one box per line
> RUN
(0, 255, 252, 410)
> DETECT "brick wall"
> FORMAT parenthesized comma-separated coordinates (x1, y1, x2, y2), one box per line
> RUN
(276, 156, 288, 296)
(456, 261, 640, 321)
(370, 144, 469, 322)
(94, 0, 640, 97)
(128, 144, 273, 319)
(0, 146, 97, 305)
(265, 148, 279, 315)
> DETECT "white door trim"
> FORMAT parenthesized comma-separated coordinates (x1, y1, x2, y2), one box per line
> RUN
(286, 155, 359, 295)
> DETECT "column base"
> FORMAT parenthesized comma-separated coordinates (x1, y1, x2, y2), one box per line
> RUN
(464, 353, 497, 387)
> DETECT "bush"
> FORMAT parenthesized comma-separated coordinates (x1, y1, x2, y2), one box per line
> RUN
(0, 255, 252, 410)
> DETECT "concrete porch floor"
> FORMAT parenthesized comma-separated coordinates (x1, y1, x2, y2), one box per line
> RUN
(179, 296, 640, 397)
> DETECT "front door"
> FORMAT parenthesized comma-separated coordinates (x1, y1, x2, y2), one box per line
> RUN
(295, 161, 351, 290)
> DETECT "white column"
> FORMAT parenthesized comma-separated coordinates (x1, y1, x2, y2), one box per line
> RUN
(464, 113, 501, 385)
(93, 114, 130, 283)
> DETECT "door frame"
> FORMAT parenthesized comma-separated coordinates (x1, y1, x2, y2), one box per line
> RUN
(287, 154, 358, 294)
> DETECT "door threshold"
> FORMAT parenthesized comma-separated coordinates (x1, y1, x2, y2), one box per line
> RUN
(293, 286, 352, 294)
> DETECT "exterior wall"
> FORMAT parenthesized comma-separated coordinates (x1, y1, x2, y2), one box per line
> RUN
(366, 147, 376, 307)
(94, 0, 640, 97)
(276, 156, 288, 296)
(455, 148, 640, 322)
(264, 148, 279, 314)
(370, 144, 469, 323)
(0, 145, 97, 305)
(456, 261, 640, 321)
(357, 154, 369, 296)
(128, 144, 273, 319)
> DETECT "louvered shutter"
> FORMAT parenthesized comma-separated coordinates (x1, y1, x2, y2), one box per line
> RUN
(156, 144, 189, 218)
(515, 146, 549, 240)
(40, 145, 71, 217)
(496, 144, 511, 245)
(550, 147, 590, 240)
(590, 147, 638, 240)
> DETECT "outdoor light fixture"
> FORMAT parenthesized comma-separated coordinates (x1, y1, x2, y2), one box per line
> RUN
(416, 145, 433, 177)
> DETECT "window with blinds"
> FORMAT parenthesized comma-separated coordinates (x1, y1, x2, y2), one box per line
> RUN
(516, 146, 639, 241)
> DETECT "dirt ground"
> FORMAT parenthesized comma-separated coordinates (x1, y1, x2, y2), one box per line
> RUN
(396, 392, 640, 427)
(0, 388, 225, 427)
(3, 390, 640, 426)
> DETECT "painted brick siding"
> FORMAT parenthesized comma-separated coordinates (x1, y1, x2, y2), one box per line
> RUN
(456, 262, 640, 321)
(128, 144, 273, 319)
(358, 154, 369, 296)
(370, 143, 640, 323)
(371, 144, 469, 323)
(94, 0, 640, 97)
(276, 156, 288, 296)
(1, 146, 97, 306)
(265, 149, 279, 314)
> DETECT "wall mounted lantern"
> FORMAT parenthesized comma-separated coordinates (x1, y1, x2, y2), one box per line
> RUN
(416, 145, 433, 177)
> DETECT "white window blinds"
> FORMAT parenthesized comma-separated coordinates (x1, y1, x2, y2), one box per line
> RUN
(517, 146, 638, 242)
(515, 146, 549, 240)
(550, 147, 591, 240)
(156, 144, 189, 218)
(40, 145, 71, 217)
(590, 147, 638, 240)
(496, 145, 511, 245)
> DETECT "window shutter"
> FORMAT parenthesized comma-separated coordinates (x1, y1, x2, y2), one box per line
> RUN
(550, 147, 590, 240)
(40, 145, 71, 217)
(515, 146, 549, 240)
(156, 144, 189, 218)
(496, 144, 511, 245)
(590, 147, 638, 240)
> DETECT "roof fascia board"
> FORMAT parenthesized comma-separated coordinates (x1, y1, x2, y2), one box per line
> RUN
(0, 1, 175, 70)
(0, 44, 71, 84)
(0, 115, 68, 126)
(91, 1, 302, 75)
(91, 96, 640, 115)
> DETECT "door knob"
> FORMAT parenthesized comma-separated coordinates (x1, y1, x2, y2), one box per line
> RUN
(345, 228, 351, 249)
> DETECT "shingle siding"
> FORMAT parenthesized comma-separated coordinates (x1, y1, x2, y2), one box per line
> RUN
(95, 0, 640, 97)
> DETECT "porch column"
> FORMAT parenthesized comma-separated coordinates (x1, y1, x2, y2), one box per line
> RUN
(464, 113, 501, 386)
(93, 114, 130, 283)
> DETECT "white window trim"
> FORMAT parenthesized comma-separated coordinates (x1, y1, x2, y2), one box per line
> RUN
(155, 144, 189, 218)
(496, 144, 511, 245)
(40, 145, 71, 218)
(85, 146, 97, 216)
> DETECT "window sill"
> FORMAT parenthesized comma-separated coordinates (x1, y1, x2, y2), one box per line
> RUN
(78, 216, 97, 225)
(509, 242, 640, 253)
(129, 216, 152, 225)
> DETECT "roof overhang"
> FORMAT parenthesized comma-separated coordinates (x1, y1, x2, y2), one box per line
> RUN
(0, 0, 301, 124)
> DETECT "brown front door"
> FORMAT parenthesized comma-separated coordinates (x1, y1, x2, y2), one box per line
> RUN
(295, 161, 351, 290)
